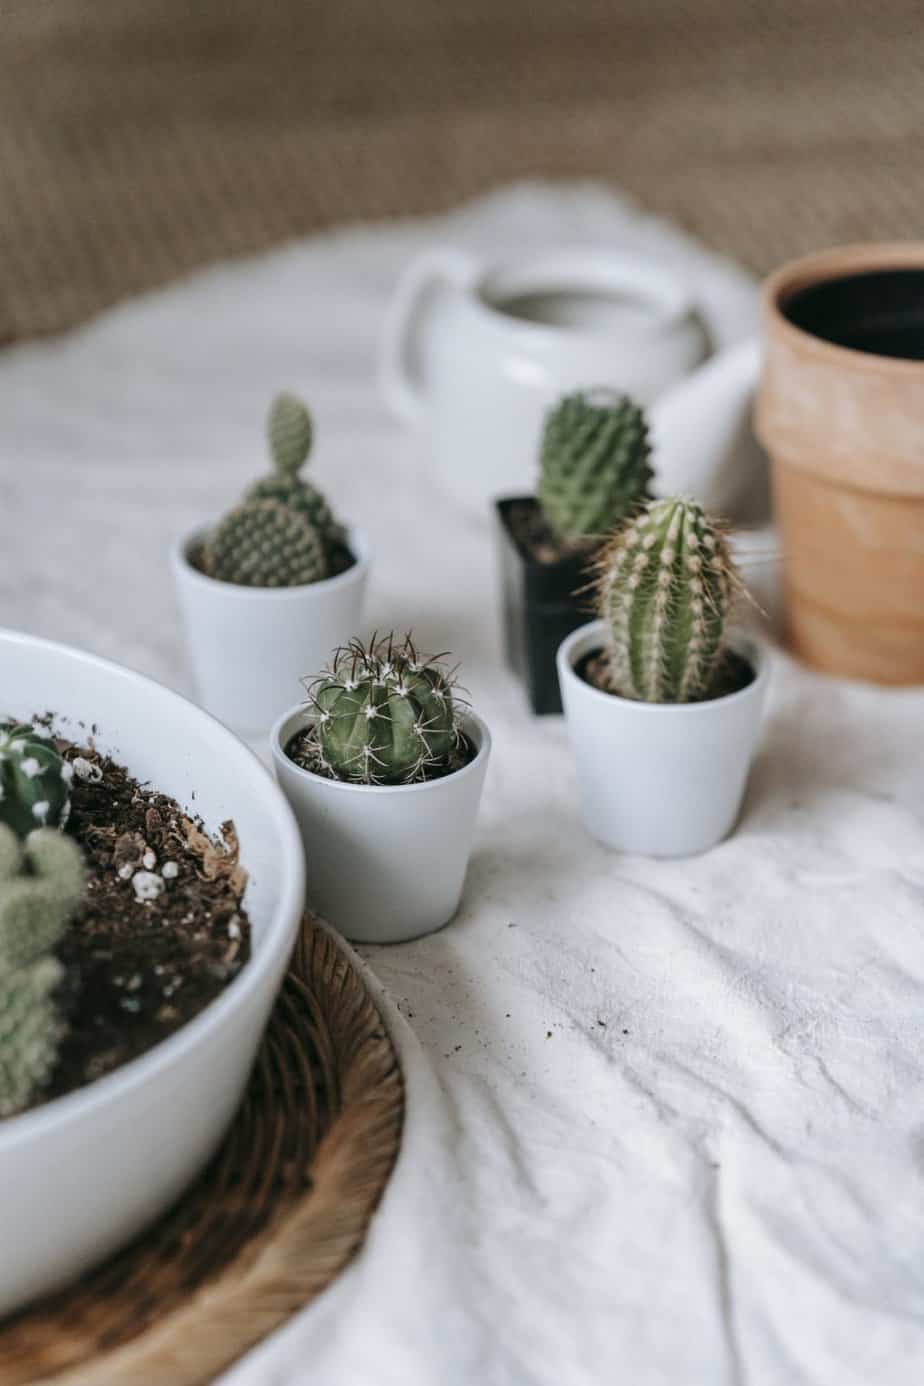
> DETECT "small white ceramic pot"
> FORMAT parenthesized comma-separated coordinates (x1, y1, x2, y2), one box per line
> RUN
(557, 621, 769, 857)
(171, 527, 370, 734)
(271, 707, 492, 944)
(0, 628, 304, 1316)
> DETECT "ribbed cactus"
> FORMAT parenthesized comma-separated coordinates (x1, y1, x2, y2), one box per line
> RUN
(538, 391, 653, 542)
(202, 497, 327, 587)
(0, 723, 73, 838)
(246, 392, 346, 558)
(0, 825, 86, 1117)
(597, 497, 736, 703)
(302, 634, 461, 785)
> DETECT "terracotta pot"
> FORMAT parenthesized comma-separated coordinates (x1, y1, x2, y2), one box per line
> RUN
(755, 244, 924, 684)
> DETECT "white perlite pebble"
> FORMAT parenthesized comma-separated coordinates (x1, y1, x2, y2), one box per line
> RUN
(118, 863, 134, 881)
(132, 870, 164, 903)
(161, 861, 179, 879)
(142, 849, 156, 870)
(72, 757, 103, 783)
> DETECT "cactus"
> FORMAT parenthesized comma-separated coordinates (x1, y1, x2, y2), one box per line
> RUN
(597, 497, 737, 703)
(537, 391, 653, 543)
(0, 723, 73, 838)
(202, 497, 328, 588)
(0, 825, 86, 1116)
(301, 634, 462, 785)
(245, 392, 346, 559)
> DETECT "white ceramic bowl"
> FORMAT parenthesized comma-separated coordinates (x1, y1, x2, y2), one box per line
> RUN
(271, 706, 491, 944)
(0, 629, 305, 1316)
(171, 526, 370, 735)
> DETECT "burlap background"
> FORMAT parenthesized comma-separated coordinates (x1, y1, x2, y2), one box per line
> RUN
(1, 0, 921, 342)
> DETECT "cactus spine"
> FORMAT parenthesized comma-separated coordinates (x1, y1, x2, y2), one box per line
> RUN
(597, 497, 736, 703)
(0, 825, 86, 1117)
(538, 391, 653, 542)
(302, 635, 461, 785)
(201, 392, 345, 588)
(0, 723, 73, 838)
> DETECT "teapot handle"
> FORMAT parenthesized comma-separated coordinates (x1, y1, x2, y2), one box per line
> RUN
(380, 248, 477, 423)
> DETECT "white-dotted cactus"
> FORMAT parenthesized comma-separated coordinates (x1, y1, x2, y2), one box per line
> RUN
(0, 723, 73, 838)
(0, 825, 85, 1117)
(597, 497, 737, 703)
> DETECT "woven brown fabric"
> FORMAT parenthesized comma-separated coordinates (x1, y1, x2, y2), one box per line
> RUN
(0, 0, 922, 341)
(0, 916, 404, 1386)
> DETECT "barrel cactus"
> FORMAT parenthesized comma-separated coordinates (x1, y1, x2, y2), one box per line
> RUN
(0, 723, 73, 838)
(0, 825, 86, 1117)
(301, 634, 462, 785)
(200, 391, 345, 588)
(538, 391, 653, 543)
(597, 497, 737, 703)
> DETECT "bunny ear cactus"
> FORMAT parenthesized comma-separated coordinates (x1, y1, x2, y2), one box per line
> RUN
(301, 635, 462, 786)
(538, 391, 653, 544)
(246, 392, 346, 558)
(597, 497, 737, 703)
(0, 723, 73, 838)
(200, 392, 348, 588)
(0, 825, 86, 1117)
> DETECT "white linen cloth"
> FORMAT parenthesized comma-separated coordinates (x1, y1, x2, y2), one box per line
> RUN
(2, 184, 923, 1386)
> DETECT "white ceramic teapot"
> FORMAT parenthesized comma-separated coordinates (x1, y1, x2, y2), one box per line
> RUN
(380, 247, 711, 510)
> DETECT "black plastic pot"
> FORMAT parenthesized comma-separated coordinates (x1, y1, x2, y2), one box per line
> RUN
(495, 497, 597, 715)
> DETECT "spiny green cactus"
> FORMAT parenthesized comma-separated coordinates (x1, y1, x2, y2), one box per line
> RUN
(0, 723, 73, 838)
(537, 391, 653, 543)
(0, 825, 86, 1117)
(246, 392, 346, 559)
(202, 497, 328, 588)
(302, 634, 462, 786)
(597, 497, 737, 703)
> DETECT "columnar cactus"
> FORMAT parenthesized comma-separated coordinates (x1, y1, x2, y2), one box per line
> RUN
(0, 723, 73, 838)
(597, 497, 737, 703)
(538, 391, 653, 543)
(200, 391, 345, 588)
(302, 634, 461, 785)
(0, 825, 86, 1117)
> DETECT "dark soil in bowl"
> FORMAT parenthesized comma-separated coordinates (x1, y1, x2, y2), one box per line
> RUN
(9, 730, 252, 1117)
(578, 647, 756, 701)
(285, 724, 478, 783)
(503, 497, 599, 568)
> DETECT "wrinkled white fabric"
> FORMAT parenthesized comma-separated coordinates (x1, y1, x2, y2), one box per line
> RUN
(2, 184, 923, 1386)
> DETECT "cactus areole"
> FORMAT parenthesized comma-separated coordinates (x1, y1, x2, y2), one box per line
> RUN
(301, 635, 465, 786)
(597, 497, 737, 703)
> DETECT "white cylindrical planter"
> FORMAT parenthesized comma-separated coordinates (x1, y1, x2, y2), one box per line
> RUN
(557, 621, 769, 857)
(171, 528, 370, 734)
(271, 707, 491, 943)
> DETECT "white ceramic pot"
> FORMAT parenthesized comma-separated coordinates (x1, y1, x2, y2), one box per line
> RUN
(557, 621, 769, 857)
(171, 527, 370, 735)
(0, 629, 304, 1317)
(380, 248, 709, 510)
(271, 707, 491, 944)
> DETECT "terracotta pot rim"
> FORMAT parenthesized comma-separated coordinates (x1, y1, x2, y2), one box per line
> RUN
(762, 242, 924, 376)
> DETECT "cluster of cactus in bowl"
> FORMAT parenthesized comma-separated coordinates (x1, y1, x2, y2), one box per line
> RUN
(0, 725, 85, 1116)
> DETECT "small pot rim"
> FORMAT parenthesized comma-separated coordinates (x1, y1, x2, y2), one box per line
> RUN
(762, 242, 924, 376)
(557, 619, 769, 715)
(270, 706, 492, 796)
(171, 525, 370, 600)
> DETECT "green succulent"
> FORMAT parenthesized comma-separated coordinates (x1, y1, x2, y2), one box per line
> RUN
(0, 824, 86, 1117)
(301, 634, 462, 786)
(597, 497, 737, 703)
(0, 723, 73, 838)
(538, 391, 653, 543)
